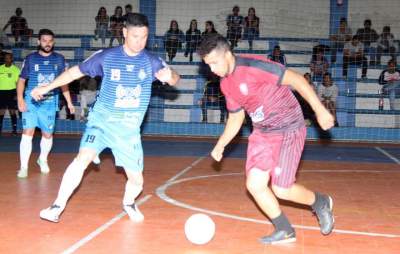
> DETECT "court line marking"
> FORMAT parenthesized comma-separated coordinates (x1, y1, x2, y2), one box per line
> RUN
(61, 194, 152, 254)
(156, 173, 400, 239)
(61, 155, 207, 254)
(375, 146, 400, 165)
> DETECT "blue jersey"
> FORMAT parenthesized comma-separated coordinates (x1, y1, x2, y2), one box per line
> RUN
(79, 46, 165, 128)
(20, 51, 65, 108)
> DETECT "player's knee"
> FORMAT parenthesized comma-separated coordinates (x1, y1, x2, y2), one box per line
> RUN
(246, 168, 268, 196)
(271, 185, 291, 200)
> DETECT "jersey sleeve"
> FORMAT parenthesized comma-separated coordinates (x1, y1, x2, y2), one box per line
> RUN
(19, 54, 31, 79)
(79, 50, 105, 78)
(147, 52, 168, 81)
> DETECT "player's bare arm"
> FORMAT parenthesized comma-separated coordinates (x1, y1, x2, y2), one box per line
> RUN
(31, 66, 85, 101)
(16, 78, 27, 112)
(211, 109, 245, 161)
(282, 69, 334, 130)
(155, 67, 180, 86)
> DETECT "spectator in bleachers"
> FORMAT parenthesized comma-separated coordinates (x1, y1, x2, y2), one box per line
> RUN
(376, 26, 397, 66)
(184, 19, 201, 62)
(94, 7, 109, 47)
(202, 21, 218, 38)
(226, 5, 243, 49)
(0, 45, 6, 65)
(378, 58, 400, 110)
(244, 7, 260, 50)
(0, 52, 20, 135)
(356, 19, 379, 65)
(2, 8, 33, 46)
(310, 48, 329, 82)
(199, 73, 226, 123)
(268, 45, 286, 65)
(329, 17, 352, 63)
(109, 6, 124, 47)
(343, 35, 368, 79)
(164, 20, 184, 63)
(123, 4, 133, 20)
(318, 72, 338, 126)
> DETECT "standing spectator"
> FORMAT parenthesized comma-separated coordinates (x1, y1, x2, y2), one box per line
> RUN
(378, 59, 400, 110)
(0, 52, 19, 135)
(16, 29, 74, 178)
(244, 7, 260, 50)
(268, 45, 286, 65)
(199, 73, 226, 123)
(164, 20, 184, 63)
(94, 7, 109, 47)
(184, 19, 201, 62)
(202, 21, 218, 38)
(2, 8, 33, 46)
(376, 26, 397, 65)
(356, 19, 379, 64)
(343, 35, 368, 79)
(226, 5, 243, 49)
(123, 4, 133, 20)
(329, 17, 352, 63)
(310, 49, 329, 82)
(109, 6, 124, 47)
(317, 73, 338, 126)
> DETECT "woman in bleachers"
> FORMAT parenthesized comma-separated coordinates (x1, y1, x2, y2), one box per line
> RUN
(109, 6, 124, 47)
(184, 19, 201, 62)
(310, 48, 329, 83)
(244, 7, 260, 50)
(164, 20, 184, 63)
(94, 7, 109, 47)
(202, 21, 218, 38)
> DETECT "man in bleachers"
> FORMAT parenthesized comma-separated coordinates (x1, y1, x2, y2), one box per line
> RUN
(2, 8, 33, 46)
(378, 59, 400, 110)
(226, 5, 243, 50)
(356, 19, 379, 65)
(317, 73, 338, 126)
(330, 17, 352, 63)
(376, 26, 397, 66)
(343, 35, 368, 79)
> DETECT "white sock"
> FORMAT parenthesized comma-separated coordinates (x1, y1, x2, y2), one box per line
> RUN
(20, 134, 33, 169)
(39, 137, 53, 162)
(123, 180, 143, 206)
(53, 159, 87, 210)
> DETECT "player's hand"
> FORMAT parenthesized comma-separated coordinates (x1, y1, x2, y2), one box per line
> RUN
(155, 67, 172, 83)
(17, 98, 27, 112)
(211, 144, 225, 162)
(31, 86, 50, 101)
(315, 108, 334, 130)
(67, 103, 75, 114)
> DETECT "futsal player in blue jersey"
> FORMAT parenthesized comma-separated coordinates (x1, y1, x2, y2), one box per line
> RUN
(32, 13, 180, 223)
(17, 29, 75, 178)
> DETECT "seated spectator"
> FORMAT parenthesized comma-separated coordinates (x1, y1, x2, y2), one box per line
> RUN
(343, 35, 368, 79)
(356, 19, 379, 64)
(318, 73, 339, 126)
(310, 49, 329, 82)
(292, 73, 316, 126)
(164, 20, 184, 63)
(79, 76, 99, 121)
(199, 73, 226, 123)
(330, 17, 352, 63)
(226, 5, 243, 49)
(243, 7, 260, 50)
(378, 59, 400, 110)
(184, 19, 201, 62)
(2, 8, 33, 46)
(268, 45, 286, 65)
(201, 21, 218, 39)
(94, 7, 109, 47)
(109, 6, 124, 47)
(376, 26, 397, 65)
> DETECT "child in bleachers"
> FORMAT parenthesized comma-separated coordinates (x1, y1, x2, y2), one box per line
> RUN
(317, 73, 338, 126)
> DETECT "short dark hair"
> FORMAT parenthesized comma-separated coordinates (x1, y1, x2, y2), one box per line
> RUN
(125, 13, 149, 28)
(125, 4, 132, 9)
(197, 33, 231, 58)
(38, 29, 55, 39)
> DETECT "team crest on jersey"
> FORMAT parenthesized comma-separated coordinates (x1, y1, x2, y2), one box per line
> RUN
(34, 64, 39, 71)
(126, 65, 134, 72)
(43, 61, 49, 65)
(239, 83, 248, 95)
(138, 69, 147, 80)
(115, 84, 142, 108)
(38, 73, 55, 87)
(111, 69, 121, 81)
(249, 106, 264, 123)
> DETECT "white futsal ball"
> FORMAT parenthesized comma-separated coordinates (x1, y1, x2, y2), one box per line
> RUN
(184, 213, 215, 245)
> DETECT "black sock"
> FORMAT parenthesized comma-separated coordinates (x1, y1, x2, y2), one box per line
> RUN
(311, 192, 325, 211)
(0, 114, 4, 132)
(11, 114, 17, 132)
(271, 212, 293, 233)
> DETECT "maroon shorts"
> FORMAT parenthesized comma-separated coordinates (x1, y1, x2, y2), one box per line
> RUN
(246, 127, 306, 188)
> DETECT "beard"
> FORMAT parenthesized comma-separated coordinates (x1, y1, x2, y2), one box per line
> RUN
(39, 45, 54, 53)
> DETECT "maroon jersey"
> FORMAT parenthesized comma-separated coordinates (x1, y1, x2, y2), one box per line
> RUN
(221, 55, 305, 132)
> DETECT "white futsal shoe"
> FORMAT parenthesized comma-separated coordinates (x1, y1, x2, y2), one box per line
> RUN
(40, 204, 63, 223)
(37, 159, 50, 174)
(123, 203, 144, 222)
(17, 167, 28, 178)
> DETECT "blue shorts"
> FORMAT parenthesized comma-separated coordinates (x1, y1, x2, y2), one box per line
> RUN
(22, 104, 56, 134)
(80, 111, 143, 172)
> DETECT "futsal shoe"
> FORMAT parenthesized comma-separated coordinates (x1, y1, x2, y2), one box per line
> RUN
(313, 195, 334, 235)
(17, 168, 28, 178)
(259, 229, 296, 244)
(40, 204, 63, 223)
(123, 203, 144, 222)
(37, 159, 50, 174)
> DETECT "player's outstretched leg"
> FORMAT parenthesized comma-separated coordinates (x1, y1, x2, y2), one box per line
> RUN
(123, 170, 144, 222)
(311, 192, 334, 235)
